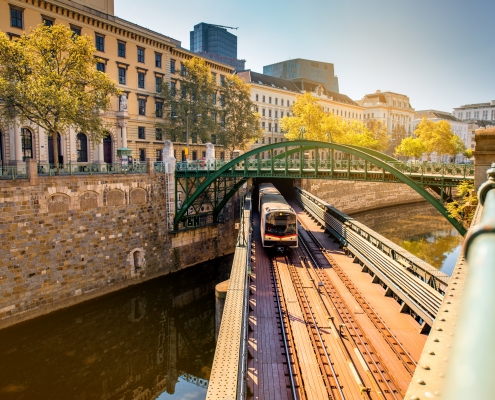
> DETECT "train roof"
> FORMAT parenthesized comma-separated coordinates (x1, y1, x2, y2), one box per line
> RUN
(260, 194, 294, 212)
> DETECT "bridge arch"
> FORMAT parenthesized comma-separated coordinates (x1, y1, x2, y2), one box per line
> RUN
(174, 140, 467, 235)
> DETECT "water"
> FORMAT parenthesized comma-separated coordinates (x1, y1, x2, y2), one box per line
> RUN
(350, 202, 463, 276)
(0, 255, 233, 400)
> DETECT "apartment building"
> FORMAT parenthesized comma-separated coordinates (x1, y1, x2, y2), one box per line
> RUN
(0, 0, 233, 167)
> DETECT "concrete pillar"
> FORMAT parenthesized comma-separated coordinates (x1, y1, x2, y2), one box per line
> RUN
(68, 127, 76, 163)
(121, 123, 128, 148)
(215, 280, 229, 342)
(474, 128, 495, 189)
(97, 142, 105, 164)
(26, 158, 38, 186)
(10, 123, 23, 165)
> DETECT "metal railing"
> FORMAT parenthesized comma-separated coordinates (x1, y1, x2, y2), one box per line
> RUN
(37, 162, 148, 176)
(0, 166, 27, 180)
(442, 163, 495, 399)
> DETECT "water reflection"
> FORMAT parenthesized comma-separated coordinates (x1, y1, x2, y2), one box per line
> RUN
(351, 202, 462, 275)
(0, 255, 233, 400)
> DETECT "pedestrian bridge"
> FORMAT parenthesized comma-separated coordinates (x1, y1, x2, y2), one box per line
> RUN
(171, 140, 473, 234)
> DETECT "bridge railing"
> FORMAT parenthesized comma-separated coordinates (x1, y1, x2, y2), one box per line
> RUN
(37, 162, 148, 175)
(440, 163, 495, 399)
(0, 165, 27, 180)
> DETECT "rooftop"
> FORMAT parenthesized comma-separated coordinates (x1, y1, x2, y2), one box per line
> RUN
(415, 110, 461, 122)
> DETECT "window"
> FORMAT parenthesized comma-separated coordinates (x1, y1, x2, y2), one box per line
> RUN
(211, 134, 217, 144)
(275, 123, 278, 132)
(492, 110, 495, 120)
(139, 149, 146, 162)
(76, 133, 88, 162)
(95, 34, 105, 52)
(275, 98, 278, 105)
(138, 72, 145, 89)
(155, 76, 162, 92)
(118, 41, 126, 58)
(156, 149, 162, 161)
(474, 111, 479, 119)
(118, 67, 126, 84)
(155, 101, 163, 118)
(211, 113, 216, 122)
(220, 75, 225, 87)
(137, 47, 145, 63)
(10, 7, 23, 29)
(192, 151, 198, 161)
(180, 63, 186, 76)
(275, 111, 278, 118)
(96, 62, 105, 72)
(170, 60, 176, 74)
(138, 99, 146, 116)
(138, 126, 146, 139)
(261, 137, 265, 144)
(262, 109, 265, 117)
(268, 137, 272, 144)
(156, 128, 163, 140)
(269, 97, 272, 104)
(170, 81, 176, 96)
(268, 123, 272, 132)
(220, 94, 225, 107)
(256, 94, 259, 101)
(212, 92, 217, 104)
(220, 152, 225, 161)
(261, 122, 265, 130)
(466, 112, 471, 119)
(42, 17, 54, 27)
(71, 25, 81, 36)
(281, 111, 284, 118)
(483, 110, 488, 119)
(262, 96, 265, 102)
(281, 99, 284, 106)
(21, 128, 32, 161)
(268, 110, 272, 118)
(155, 53, 162, 68)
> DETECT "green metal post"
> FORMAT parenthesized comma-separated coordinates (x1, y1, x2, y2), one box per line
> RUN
(284, 146, 288, 175)
(299, 146, 303, 176)
(347, 156, 351, 179)
(315, 147, 319, 177)
(271, 149, 274, 175)
(257, 152, 260, 176)
(174, 175, 178, 230)
(364, 160, 368, 180)
(331, 149, 334, 178)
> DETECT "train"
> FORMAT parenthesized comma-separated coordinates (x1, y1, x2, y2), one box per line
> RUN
(259, 183, 298, 250)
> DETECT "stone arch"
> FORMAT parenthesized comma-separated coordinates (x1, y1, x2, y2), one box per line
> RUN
(106, 189, 125, 206)
(127, 248, 146, 278)
(130, 187, 146, 204)
(79, 190, 99, 210)
(47, 193, 70, 213)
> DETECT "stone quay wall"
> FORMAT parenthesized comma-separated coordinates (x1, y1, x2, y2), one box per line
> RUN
(0, 172, 236, 329)
(298, 179, 425, 214)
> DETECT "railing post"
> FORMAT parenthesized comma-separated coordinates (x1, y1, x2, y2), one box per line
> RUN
(299, 146, 303, 176)
(284, 146, 288, 175)
(315, 147, 319, 177)
(26, 158, 39, 185)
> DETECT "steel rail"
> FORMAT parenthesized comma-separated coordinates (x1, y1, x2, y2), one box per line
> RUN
(303, 227, 417, 376)
(269, 254, 301, 400)
(282, 253, 346, 400)
(297, 228, 402, 399)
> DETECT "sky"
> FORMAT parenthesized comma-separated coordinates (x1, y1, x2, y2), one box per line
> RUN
(115, 0, 495, 112)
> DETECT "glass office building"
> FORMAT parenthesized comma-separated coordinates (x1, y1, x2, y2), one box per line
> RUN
(190, 23, 245, 71)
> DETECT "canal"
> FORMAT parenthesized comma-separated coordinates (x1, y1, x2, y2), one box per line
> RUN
(350, 201, 463, 276)
(0, 255, 233, 400)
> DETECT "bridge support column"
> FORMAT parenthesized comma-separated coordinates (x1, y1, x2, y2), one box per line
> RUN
(215, 280, 229, 342)
(474, 127, 495, 189)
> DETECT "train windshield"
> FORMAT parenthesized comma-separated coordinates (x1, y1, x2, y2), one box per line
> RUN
(265, 212, 297, 235)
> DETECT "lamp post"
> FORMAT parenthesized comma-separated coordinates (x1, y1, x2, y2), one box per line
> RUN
(173, 112, 201, 161)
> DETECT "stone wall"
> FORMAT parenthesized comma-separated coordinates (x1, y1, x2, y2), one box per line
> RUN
(0, 173, 236, 328)
(298, 179, 425, 214)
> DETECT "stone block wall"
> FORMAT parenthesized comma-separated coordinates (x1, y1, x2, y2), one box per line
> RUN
(0, 173, 236, 328)
(298, 179, 425, 214)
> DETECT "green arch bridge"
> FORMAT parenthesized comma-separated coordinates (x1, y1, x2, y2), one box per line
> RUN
(172, 140, 474, 235)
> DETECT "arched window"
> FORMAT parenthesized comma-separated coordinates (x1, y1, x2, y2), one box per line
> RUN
(21, 128, 33, 161)
(103, 133, 112, 163)
(76, 133, 88, 162)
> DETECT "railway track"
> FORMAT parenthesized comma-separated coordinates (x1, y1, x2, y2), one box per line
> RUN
(294, 223, 404, 399)
(300, 224, 418, 376)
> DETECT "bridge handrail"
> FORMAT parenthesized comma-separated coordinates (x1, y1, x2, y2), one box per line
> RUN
(441, 163, 495, 399)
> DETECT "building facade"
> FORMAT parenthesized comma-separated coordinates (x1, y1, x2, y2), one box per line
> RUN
(263, 58, 339, 93)
(453, 100, 495, 123)
(237, 70, 364, 159)
(190, 23, 245, 71)
(0, 0, 233, 168)
(356, 90, 415, 152)
(413, 110, 469, 163)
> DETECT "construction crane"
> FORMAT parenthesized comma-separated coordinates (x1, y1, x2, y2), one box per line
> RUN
(208, 24, 238, 30)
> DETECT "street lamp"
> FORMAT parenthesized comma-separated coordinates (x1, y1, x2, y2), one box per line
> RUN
(173, 113, 201, 161)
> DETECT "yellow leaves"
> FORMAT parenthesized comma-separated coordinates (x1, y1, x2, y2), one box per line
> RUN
(395, 137, 426, 159)
(413, 117, 464, 157)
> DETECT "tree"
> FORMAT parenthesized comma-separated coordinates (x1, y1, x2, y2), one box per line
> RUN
(0, 24, 120, 169)
(367, 119, 390, 152)
(413, 118, 462, 161)
(217, 74, 262, 157)
(157, 57, 217, 146)
(446, 180, 478, 227)
(391, 123, 407, 150)
(463, 148, 473, 159)
(280, 92, 386, 150)
(394, 137, 426, 160)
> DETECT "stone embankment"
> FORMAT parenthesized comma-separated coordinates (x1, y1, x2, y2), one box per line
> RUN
(0, 171, 236, 328)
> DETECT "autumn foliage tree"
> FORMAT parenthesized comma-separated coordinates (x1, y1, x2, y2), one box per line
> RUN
(280, 92, 389, 151)
(0, 24, 120, 168)
(394, 137, 426, 160)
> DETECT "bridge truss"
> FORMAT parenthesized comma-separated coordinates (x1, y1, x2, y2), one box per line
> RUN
(173, 141, 474, 234)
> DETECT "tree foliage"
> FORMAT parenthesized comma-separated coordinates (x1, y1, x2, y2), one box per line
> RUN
(445, 180, 478, 227)
(157, 57, 217, 145)
(0, 24, 121, 166)
(391, 123, 407, 150)
(413, 117, 465, 160)
(217, 74, 262, 157)
(394, 136, 426, 159)
(367, 119, 390, 152)
(280, 92, 389, 151)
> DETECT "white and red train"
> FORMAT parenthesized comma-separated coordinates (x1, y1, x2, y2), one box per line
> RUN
(259, 183, 298, 250)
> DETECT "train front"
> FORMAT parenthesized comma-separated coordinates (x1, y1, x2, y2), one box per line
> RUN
(263, 209, 298, 250)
